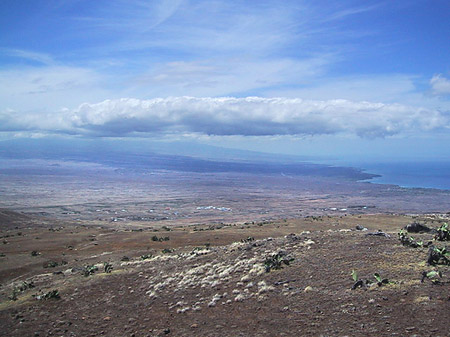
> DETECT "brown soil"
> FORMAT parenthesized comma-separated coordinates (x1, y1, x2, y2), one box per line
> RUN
(0, 213, 449, 336)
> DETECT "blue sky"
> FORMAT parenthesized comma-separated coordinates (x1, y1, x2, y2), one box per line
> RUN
(0, 0, 449, 161)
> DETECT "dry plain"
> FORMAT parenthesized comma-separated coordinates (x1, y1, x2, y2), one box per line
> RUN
(0, 168, 449, 336)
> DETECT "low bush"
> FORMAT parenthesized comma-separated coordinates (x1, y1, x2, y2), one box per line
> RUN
(82, 264, 98, 277)
(435, 223, 449, 241)
(421, 270, 442, 284)
(398, 230, 430, 248)
(427, 246, 450, 266)
(9, 281, 36, 301)
(264, 251, 294, 272)
(241, 236, 255, 243)
(37, 290, 60, 300)
(351, 270, 391, 289)
(152, 235, 170, 242)
(104, 262, 113, 273)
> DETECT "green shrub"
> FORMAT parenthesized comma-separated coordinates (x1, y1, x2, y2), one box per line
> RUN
(264, 252, 294, 272)
(152, 235, 170, 242)
(82, 264, 98, 277)
(8, 289, 18, 301)
(104, 262, 113, 273)
(427, 246, 450, 266)
(43, 261, 59, 268)
(241, 236, 255, 243)
(421, 270, 442, 284)
(351, 271, 391, 289)
(398, 230, 428, 248)
(37, 290, 60, 300)
(435, 223, 449, 241)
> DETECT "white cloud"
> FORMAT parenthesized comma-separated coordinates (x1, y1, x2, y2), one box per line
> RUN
(1, 97, 448, 138)
(430, 74, 450, 96)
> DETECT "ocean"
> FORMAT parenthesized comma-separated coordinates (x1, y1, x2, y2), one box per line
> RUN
(357, 161, 450, 191)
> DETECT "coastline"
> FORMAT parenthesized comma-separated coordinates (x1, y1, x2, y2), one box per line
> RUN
(357, 161, 450, 191)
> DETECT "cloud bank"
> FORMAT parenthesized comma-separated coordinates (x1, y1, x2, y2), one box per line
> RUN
(1, 97, 448, 138)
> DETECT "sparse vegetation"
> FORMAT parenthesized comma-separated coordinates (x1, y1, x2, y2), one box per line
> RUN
(2, 210, 450, 336)
(427, 246, 450, 266)
(43, 260, 67, 268)
(421, 270, 442, 284)
(8, 289, 18, 301)
(9, 281, 36, 301)
(104, 262, 113, 273)
(351, 271, 391, 289)
(140, 254, 152, 260)
(241, 236, 255, 243)
(264, 251, 294, 272)
(17, 281, 35, 292)
(435, 222, 449, 241)
(82, 264, 99, 277)
(373, 272, 390, 286)
(397, 230, 429, 248)
(37, 290, 60, 300)
(152, 235, 170, 242)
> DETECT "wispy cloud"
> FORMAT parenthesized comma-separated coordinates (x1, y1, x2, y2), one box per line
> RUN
(321, 3, 381, 22)
(68, 0, 309, 61)
(1, 49, 55, 65)
(129, 55, 332, 97)
(72, 0, 184, 33)
(2, 97, 448, 138)
(0, 65, 108, 110)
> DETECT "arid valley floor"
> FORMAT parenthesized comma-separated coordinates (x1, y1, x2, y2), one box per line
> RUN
(0, 168, 449, 336)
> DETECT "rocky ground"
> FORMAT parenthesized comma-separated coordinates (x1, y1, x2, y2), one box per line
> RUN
(0, 212, 449, 336)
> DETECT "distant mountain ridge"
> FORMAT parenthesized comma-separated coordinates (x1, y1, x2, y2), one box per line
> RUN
(0, 138, 378, 181)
